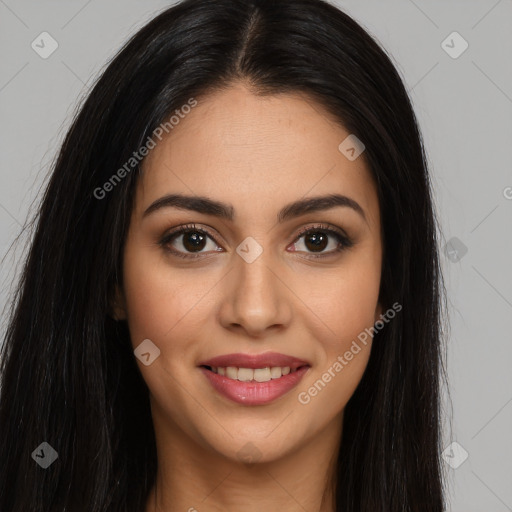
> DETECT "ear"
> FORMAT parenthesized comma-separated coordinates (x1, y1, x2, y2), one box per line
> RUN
(108, 284, 127, 321)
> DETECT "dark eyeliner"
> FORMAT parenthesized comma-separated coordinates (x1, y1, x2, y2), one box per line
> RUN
(292, 223, 354, 258)
(159, 222, 353, 260)
(158, 223, 220, 259)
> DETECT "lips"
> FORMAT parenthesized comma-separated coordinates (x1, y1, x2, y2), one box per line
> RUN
(198, 351, 311, 405)
(198, 351, 310, 370)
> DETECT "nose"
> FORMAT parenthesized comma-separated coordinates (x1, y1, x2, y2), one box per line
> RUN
(218, 247, 292, 338)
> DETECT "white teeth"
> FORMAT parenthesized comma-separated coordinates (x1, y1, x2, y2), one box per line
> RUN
(254, 368, 271, 382)
(270, 367, 282, 379)
(238, 368, 253, 382)
(226, 366, 238, 379)
(209, 366, 298, 381)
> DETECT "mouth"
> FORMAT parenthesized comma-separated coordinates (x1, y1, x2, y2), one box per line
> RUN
(200, 364, 310, 382)
(198, 352, 311, 405)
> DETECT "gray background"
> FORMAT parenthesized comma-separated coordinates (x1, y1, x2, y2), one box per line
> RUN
(1, 1, 511, 510)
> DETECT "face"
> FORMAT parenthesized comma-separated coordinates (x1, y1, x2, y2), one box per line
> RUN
(113, 83, 382, 464)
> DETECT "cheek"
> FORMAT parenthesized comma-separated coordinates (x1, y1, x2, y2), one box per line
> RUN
(296, 278, 379, 414)
(120, 252, 207, 409)
(121, 244, 202, 348)
(296, 252, 381, 343)
(293, 254, 381, 410)
(297, 346, 371, 420)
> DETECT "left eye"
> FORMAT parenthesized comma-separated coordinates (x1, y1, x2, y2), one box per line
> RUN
(290, 227, 351, 256)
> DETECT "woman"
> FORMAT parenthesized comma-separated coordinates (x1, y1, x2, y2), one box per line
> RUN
(0, 0, 447, 510)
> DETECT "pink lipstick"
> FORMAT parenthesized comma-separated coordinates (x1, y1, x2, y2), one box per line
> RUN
(198, 351, 311, 406)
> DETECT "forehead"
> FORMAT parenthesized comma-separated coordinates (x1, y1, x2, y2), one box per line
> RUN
(137, 83, 379, 227)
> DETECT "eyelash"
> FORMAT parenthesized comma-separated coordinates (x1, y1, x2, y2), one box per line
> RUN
(158, 222, 353, 260)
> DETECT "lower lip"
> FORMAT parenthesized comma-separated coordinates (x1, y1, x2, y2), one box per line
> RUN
(200, 366, 310, 406)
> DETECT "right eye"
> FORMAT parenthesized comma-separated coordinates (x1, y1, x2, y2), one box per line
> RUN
(159, 223, 224, 259)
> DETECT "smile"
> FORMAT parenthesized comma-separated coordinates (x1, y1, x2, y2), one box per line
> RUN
(203, 365, 304, 382)
(198, 351, 311, 405)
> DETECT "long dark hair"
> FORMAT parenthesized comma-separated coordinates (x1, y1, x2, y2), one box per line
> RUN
(0, 0, 447, 510)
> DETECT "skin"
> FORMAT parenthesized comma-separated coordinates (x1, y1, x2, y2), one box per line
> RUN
(112, 82, 383, 512)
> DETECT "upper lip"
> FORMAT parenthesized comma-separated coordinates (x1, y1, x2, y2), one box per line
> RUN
(198, 351, 311, 370)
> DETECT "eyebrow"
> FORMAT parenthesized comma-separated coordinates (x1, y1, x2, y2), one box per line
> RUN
(143, 193, 366, 223)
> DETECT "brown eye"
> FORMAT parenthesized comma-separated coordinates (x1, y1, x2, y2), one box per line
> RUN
(303, 232, 329, 252)
(159, 224, 223, 259)
(180, 231, 207, 252)
(290, 224, 353, 258)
